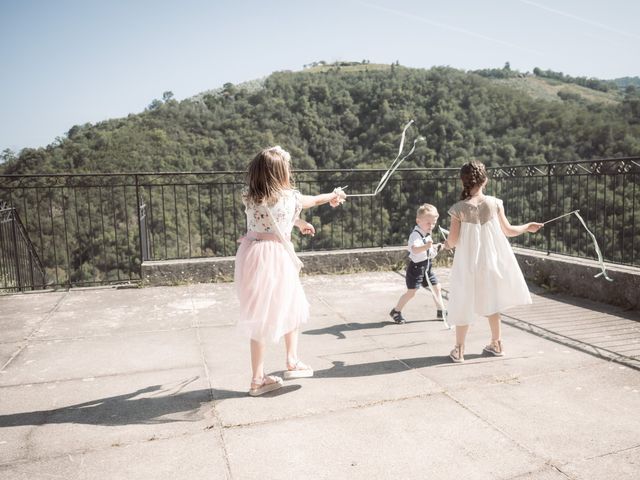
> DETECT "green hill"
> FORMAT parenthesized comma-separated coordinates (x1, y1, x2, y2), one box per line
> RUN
(2, 64, 640, 175)
(493, 76, 621, 105)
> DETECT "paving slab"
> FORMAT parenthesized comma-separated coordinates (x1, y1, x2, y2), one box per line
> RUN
(0, 329, 203, 386)
(0, 430, 229, 480)
(451, 362, 640, 463)
(223, 395, 545, 480)
(0, 367, 214, 464)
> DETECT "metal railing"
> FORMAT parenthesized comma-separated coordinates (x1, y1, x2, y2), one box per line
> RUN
(0, 157, 638, 290)
(0, 202, 46, 292)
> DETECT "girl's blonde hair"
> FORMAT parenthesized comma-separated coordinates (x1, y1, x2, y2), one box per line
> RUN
(460, 161, 488, 200)
(245, 146, 293, 204)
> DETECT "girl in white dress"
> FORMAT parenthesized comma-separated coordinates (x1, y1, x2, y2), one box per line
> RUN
(235, 146, 346, 395)
(444, 161, 543, 363)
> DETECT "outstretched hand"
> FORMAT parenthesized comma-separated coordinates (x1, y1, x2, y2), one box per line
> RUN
(296, 220, 316, 236)
(329, 187, 347, 207)
(526, 222, 544, 233)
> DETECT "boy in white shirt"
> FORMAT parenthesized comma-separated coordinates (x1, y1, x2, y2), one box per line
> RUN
(389, 203, 445, 324)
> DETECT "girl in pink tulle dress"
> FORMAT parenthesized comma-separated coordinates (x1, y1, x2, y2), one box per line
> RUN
(444, 161, 543, 363)
(235, 146, 346, 396)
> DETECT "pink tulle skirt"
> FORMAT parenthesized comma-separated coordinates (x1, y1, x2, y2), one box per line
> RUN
(234, 233, 310, 343)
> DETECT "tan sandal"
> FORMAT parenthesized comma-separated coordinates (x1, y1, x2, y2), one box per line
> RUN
(249, 375, 283, 396)
(283, 359, 314, 379)
(483, 339, 505, 357)
(449, 344, 465, 363)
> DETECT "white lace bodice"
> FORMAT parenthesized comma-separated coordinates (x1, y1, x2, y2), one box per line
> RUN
(242, 188, 303, 234)
(448, 196, 503, 225)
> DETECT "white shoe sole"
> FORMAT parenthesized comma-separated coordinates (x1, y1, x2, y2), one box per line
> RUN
(283, 369, 314, 380)
(483, 347, 505, 357)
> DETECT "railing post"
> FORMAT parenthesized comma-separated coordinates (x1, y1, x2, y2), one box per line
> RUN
(546, 165, 551, 255)
(379, 191, 384, 248)
(135, 175, 146, 274)
(10, 209, 23, 292)
(140, 203, 149, 262)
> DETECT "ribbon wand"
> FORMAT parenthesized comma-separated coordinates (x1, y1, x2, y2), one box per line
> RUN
(543, 209, 579, 225)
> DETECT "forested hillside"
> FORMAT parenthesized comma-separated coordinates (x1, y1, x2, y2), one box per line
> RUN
(2, 64, 640, 174)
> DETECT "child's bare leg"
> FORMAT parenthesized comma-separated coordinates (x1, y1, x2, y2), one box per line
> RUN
(395, 289, 417, 311)
(250, 339, 266, 383)
(487, 313, 501, 341)
(450, 324, 469, 362)
(484, 313, 504, 356)
(283, 328, 313, 376)
(455, 324, 469, 345)
(284, 329, 299, 367)
(431, 284, 444, 310)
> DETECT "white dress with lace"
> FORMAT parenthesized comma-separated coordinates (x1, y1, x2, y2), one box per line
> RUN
(447, 196, 531, 326)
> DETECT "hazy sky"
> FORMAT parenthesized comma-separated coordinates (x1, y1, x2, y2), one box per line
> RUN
(1, 0, 638, 152)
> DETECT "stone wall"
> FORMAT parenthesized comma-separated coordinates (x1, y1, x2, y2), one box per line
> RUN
(141, 246, 640, 310)
(141, 246, 412, 286)
(513, 247, 640, 310)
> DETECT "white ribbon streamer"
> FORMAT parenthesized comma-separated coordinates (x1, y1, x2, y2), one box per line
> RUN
(347, 120, 422, 197)
(573, 211, 613, 281)
(543, 209, 612, 281)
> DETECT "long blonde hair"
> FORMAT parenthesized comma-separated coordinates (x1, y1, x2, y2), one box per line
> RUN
(245, 146, 293, 204)
(459, 161, 488, 200)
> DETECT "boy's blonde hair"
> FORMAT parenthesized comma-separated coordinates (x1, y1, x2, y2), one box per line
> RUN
(246, 146, 293, 204)
(417, 203, 438, 218)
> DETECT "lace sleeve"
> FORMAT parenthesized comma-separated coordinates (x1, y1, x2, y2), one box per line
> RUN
(448, 202, 462, 222)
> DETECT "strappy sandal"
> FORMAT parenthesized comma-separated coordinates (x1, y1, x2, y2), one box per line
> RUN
(248, 375, 283, 396)
(449, 344, 465, 363)
(283, 359, 314, 380)
(483, 339, 505, 357)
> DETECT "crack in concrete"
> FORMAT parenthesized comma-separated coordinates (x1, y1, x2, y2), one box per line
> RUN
(189, 286, 233, 480)
(2, 292, 68, 372)
(584, 443, 640, 460)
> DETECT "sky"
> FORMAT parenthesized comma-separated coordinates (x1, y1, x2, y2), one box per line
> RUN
(1, 0, 639, 152)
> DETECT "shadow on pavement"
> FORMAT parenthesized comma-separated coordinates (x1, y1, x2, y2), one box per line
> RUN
(313, 354, 489, 378)
(0, 382, 248, 428)
(303, 319, 439, 339)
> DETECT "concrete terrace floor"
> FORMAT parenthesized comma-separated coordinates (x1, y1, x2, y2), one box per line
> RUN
(1, 269, 639, 480)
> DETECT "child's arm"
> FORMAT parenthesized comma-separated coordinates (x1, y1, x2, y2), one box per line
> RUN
(444, 218, 461, 249)
(300, 188, 346, 209)
(497, 207, 543, 237)
(410, 235, 433, 254)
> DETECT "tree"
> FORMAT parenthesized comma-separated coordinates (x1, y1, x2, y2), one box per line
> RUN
(0, 148, 16, 165)
(162, 91, 174, 102)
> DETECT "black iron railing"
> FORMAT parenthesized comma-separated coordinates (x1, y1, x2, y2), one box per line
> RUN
(0, 202, 46, 292)
(0, 157, 638, 290)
